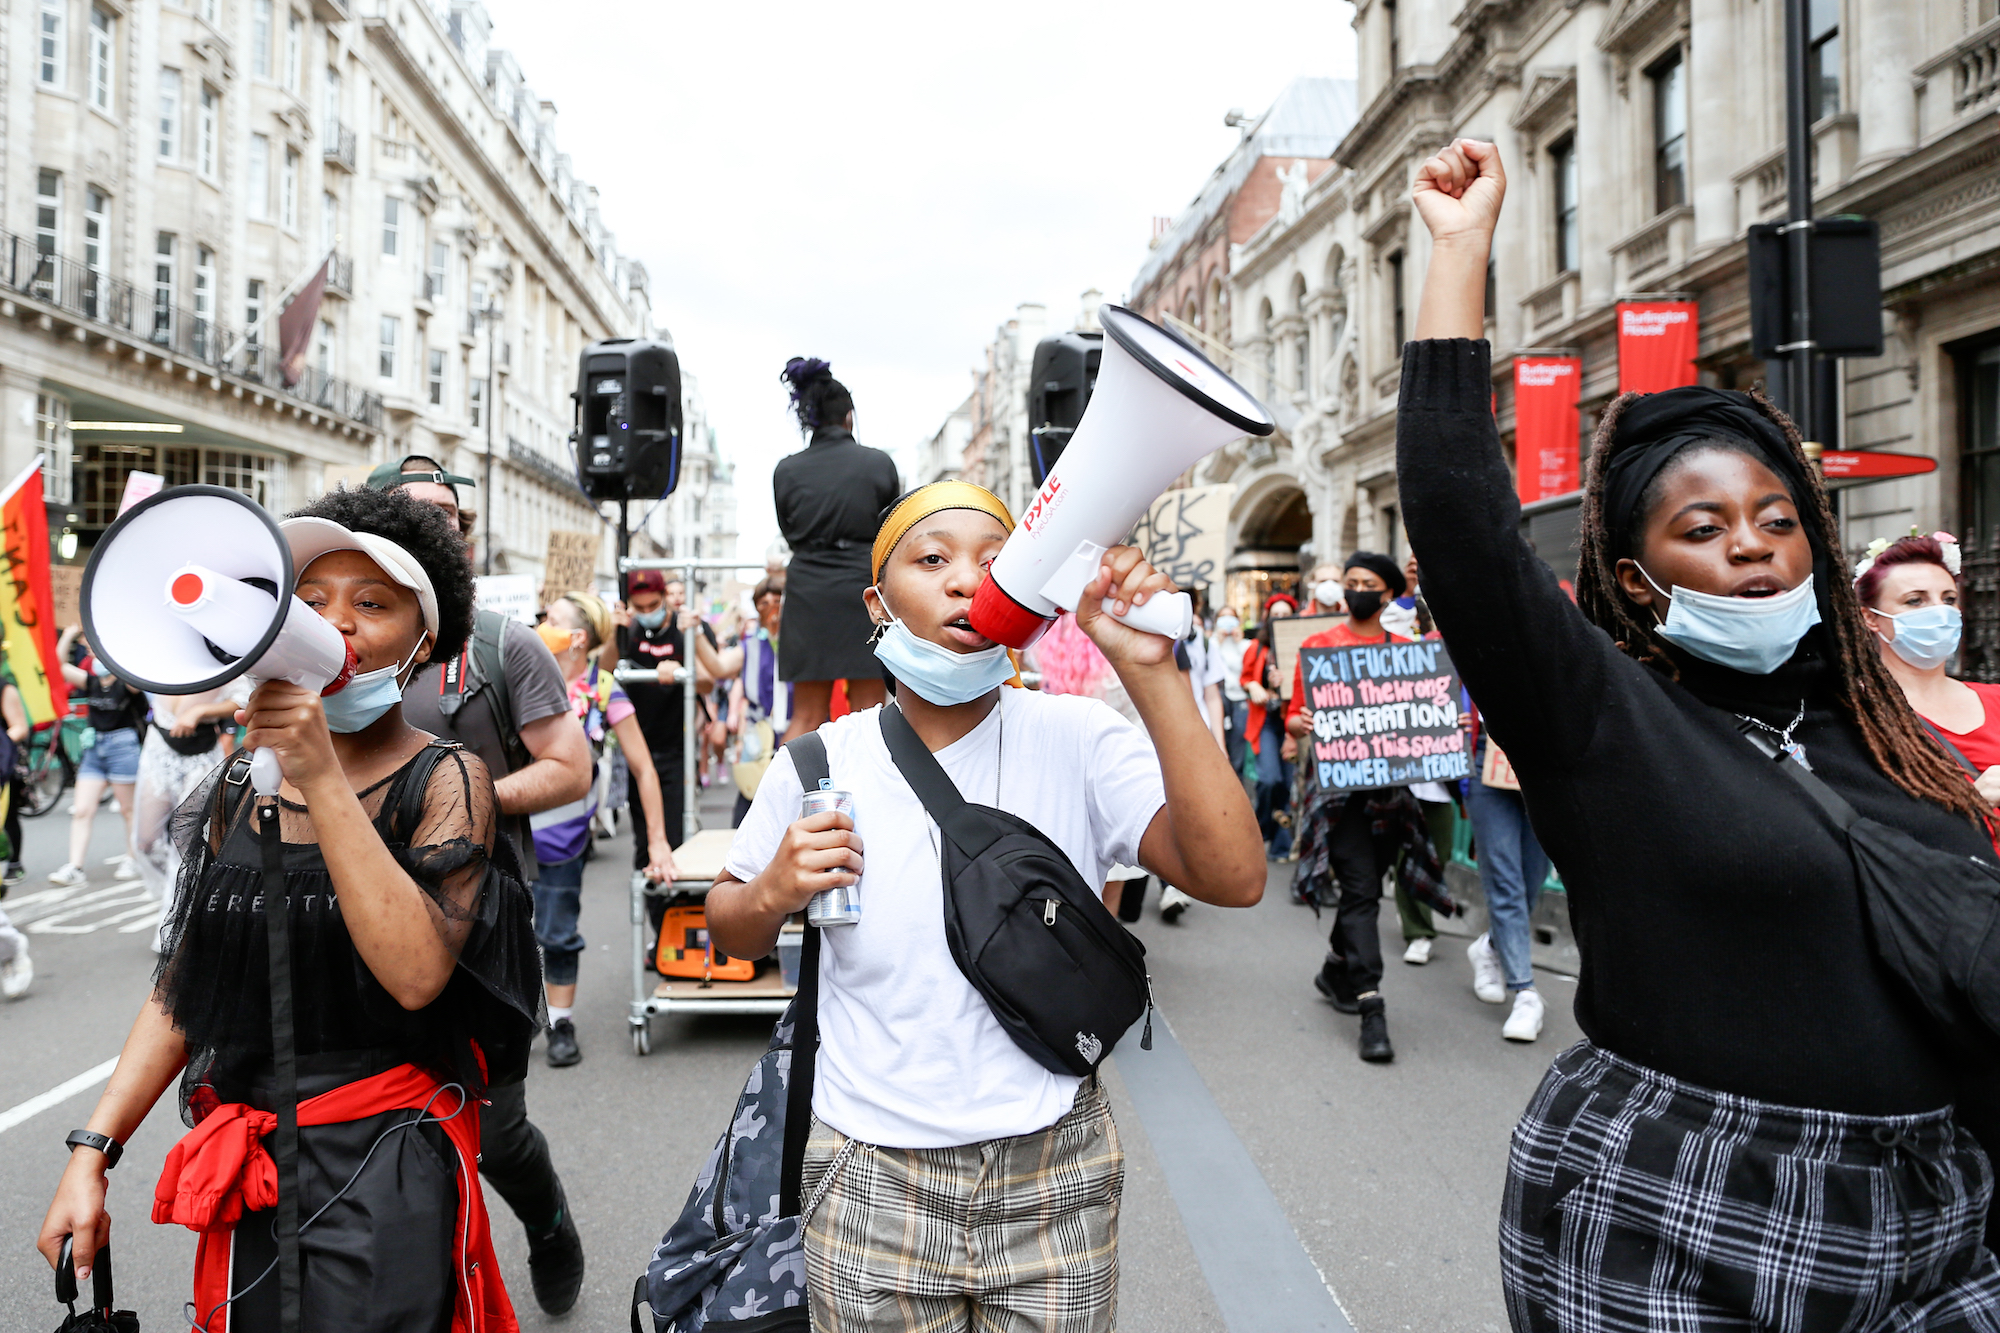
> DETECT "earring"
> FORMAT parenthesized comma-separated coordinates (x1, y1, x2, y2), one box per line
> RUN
(867, 620, 889, 645)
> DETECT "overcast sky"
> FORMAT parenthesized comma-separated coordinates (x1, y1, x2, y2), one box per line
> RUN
(478, 0, 1357, 561)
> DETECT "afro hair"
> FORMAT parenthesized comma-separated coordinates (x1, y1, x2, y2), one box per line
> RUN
(287, 485, 476, 663)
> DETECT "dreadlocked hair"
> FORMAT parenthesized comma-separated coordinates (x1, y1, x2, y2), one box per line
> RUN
(1575, 386, 1992, 828)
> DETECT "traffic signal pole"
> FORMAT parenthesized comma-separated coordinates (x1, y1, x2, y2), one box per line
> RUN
(1781, 0, 1818, 456)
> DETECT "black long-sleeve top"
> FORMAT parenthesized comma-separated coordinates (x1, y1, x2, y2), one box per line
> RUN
(1397, 339, 1988, 1115)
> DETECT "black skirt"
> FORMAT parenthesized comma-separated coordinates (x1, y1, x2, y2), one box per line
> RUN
(779, 549, 884, 682)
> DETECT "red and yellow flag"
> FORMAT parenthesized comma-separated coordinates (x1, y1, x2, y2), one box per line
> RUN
(0, 459, 67, 723)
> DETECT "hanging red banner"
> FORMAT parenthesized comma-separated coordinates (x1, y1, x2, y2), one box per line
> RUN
(1514, 357, 1582, 503)
(1617, 301, 1699, 393)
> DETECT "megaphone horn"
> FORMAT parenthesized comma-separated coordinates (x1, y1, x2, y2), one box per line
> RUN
(81, 484, 356, 794)
(968, 304, 1276, 650)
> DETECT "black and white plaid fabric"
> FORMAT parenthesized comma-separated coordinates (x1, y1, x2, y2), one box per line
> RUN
(1503, 1043, 2000, 1332)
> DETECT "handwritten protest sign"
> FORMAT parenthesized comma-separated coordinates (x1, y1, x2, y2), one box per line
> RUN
(1480, 740, 1521, 791)
(1131, 484, 1234, 590)
(1300, 641, 1469, 792)
(1270, 615, 1340, 699)
(541, 529, 600, 603)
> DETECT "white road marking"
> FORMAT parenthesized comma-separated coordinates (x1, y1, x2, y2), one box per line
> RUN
(0, 1057, 121, 1135)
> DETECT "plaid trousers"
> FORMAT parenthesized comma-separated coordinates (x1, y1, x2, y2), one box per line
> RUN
(1502, 1042, 2000, 1333)
(800, 1085, 1123, 1333)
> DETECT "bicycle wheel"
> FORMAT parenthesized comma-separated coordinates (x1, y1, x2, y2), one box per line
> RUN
(21, 742, 72, 817)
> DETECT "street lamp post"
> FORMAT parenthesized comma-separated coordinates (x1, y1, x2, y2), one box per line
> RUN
(1781, 0, 1817, 454)
(481, 300, 499, 576)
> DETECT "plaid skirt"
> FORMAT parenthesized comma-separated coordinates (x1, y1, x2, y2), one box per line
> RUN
(799, 1085, 1123, 1333)
(1502, 1042, 2000, 1332)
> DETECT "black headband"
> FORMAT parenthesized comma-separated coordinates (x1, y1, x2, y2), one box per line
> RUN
(1599, 387, 1807, 559)
(1343, 550, 1407, 597)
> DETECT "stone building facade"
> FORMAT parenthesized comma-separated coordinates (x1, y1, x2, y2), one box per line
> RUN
(1181, 0, 2000, 620)
(0, 0, 683, 593)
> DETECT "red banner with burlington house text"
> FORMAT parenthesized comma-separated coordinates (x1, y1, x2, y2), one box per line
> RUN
(1617, 301, 1699, 394)
(1514, 357, 1581, 504)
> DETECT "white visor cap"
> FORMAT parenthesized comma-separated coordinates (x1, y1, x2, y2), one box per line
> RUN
(281, 516, 440, 638)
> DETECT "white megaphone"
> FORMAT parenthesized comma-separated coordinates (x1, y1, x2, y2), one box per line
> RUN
(80, 485, 356, 795)
(968, 304, 1276, 650)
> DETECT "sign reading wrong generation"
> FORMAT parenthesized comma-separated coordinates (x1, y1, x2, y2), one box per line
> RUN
(1300, 641, 1469, 793)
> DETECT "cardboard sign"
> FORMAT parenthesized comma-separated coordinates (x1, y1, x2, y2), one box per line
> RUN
(117, 470, 164, 517)
(1269, 615, 1342, 699)
(1131, 483, 1235, 591)
(49, 565, 81, 630)
(542, 529, 600, 603)
(1480, 739, 1521, 791)
(475, 573, 539, 625)
(1300, 641, 1469, 792)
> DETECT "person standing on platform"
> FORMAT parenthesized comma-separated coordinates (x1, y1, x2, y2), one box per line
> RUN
(772, 357, 900, 742)
(380, 456, 596, 1316)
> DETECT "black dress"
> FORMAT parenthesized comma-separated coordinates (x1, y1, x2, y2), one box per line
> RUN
(156, 742, 542, 1332)
(772, 424, 900, 682)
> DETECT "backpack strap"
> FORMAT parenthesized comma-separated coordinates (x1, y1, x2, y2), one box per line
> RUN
(778, 729, 829, 1219)
(1916, 715, 1984, 779)
(878, 702, 1006, 859)
(436, 612, 534, 775)
(392, 739, 464, 845)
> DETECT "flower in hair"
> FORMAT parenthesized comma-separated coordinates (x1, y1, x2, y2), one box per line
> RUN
(1934, 531, 1962, 576)
(1851, 535, 1893, 584)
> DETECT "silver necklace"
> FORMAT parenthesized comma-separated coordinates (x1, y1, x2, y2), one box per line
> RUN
(1738, 699, 1810, 770)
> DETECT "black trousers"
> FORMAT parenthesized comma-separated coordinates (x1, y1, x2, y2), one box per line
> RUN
(478, 1075, 564, 1233)
(5, 774, 25, 862)
(635, 750, 687, 933)
(1326, 799, 1387, 995)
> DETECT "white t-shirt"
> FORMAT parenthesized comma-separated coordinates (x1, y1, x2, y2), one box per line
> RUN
(1212, 635, 1249, 702)
(725, 690, 1166, 1149)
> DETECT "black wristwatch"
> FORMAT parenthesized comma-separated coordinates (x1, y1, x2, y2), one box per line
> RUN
(66, 1129, 122, 1168)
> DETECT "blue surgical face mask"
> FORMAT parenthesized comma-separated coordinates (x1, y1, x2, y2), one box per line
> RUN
(1638, 566, 1821, 675)
(1873, 603, 1962, 670)
(869, 591, 1013, 707)
(322, 639, 426, 733)
(633, 607, 668, 631)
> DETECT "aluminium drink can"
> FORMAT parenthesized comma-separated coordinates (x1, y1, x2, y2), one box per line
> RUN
(801, 788, 862, 926)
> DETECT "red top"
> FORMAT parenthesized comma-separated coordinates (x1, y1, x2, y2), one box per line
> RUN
(1926, 680, 2000, 774)
(1284, 623, 1413, 724)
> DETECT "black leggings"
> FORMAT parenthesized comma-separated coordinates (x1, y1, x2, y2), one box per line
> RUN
(4, 775, 23, 864)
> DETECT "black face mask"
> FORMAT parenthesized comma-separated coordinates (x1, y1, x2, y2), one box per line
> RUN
(1345, 589, 1385, 623)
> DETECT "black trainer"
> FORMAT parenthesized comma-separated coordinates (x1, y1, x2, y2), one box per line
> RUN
(1357, 995, 1394, 1063)
(526, 1189, 586, 1314)
(1312, 955, 1360, 1013)
(546, 1018, 581, 1068)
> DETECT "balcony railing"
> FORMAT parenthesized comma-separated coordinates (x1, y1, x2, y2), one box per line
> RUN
(1, 231, 382, 431)
(507, 436, 580, 492)
(323, 121, 358, 172)
(326, 252, 354, 298)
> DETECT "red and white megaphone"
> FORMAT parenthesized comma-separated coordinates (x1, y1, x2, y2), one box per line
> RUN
(81, 484, 357, 795)
(968, 304, 1276, 649)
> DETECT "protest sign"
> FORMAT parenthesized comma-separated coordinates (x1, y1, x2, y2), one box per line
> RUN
(542, 529, 600, 602)
(1480, 739, 1521, 791)
(1300, 640, 1468, 792)
(1270, 614, 1341, 699)
(49, 565, 81, 631)
(1131, 483, 1234, 590)
(475, 574, 539, 625)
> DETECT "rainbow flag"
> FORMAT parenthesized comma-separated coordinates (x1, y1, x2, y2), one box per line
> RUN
(0, 458, 67, 724)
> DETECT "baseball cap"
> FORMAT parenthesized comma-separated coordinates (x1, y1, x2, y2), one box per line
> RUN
(627, 569, 667, 596)
(282, 516, 440, 637)
(365, 454, 479, 494)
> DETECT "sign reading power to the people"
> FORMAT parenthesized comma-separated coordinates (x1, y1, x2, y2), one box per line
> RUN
(1300, 642, 1470, 792)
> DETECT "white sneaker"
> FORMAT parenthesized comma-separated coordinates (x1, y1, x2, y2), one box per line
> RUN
(48, 863, 87, 887)
(1, 939, 31, 999)
(1503, 988, 1546, 1042)
(1402, 937, 1433, 965)
(1468, 933, 1506, 1004)
(109, 854, 141, 880)
(1159, 885, 1193, 923)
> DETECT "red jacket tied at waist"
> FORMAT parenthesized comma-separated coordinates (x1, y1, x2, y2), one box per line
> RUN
(152, 1061, 516, 1333)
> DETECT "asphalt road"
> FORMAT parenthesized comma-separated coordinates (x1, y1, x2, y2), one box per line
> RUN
(0, 783, 1580, 1332)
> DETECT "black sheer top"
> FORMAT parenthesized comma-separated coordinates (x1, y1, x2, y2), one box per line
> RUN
(155, 742, 542, 1118)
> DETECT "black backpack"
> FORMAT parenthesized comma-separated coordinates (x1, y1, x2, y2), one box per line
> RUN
(436, 609, 533, 775)
(879, 703, 1151, 1077)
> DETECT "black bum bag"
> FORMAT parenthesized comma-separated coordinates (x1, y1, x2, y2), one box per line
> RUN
(880, 703, 1152, 1076)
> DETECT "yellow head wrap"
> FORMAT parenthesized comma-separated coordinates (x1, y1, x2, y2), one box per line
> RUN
(871, 481, 1016, 584)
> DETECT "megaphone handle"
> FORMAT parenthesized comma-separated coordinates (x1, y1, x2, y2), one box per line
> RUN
(249, 747, 283, 797)
(1111, 590, 1194, 641)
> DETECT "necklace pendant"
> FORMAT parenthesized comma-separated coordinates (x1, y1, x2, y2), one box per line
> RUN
(1783, 740, 1811, 771)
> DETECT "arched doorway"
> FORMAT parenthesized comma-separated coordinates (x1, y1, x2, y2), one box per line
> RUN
(1226, 483, 1311, 621)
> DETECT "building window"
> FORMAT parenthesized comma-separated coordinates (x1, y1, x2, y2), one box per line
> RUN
(158, 69, 182, 161)
(193, 246, 215, 357)
(316, 318, 333, 374)
(36, 394, 74, 506)
(1294, 330, 1309, 393)
(199, 0, 218, 22)
(1651, 50, 1687, 212)
(324, 65, 341, 130)
(283, 11, 303, 92)
(247, 134, 270, 219)
(428, 348, 446, 405)
(39, 0, 65, 87)
(198, 86, 219, 179)
(1389, 250, 1407, 351)
(382, 196, 400, 256)
(379, 315, 398, 379)
(83, 187, 107, 318)
(251, 0, 272, 79)
(280, 148, 299, 230)
(1551, 135, 1579, 273)
(206, 450, 280, 508)
(153, 232, 176, 342)
(1385, 0, 1399, 71)
(427, 239, 448, 302)
(34, 170, 61, 297)
(88, 8, 113, 111)
(470, 376, 485, 429)
(1807, 0, 1841, 121)
(244, 278, 264, 371)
